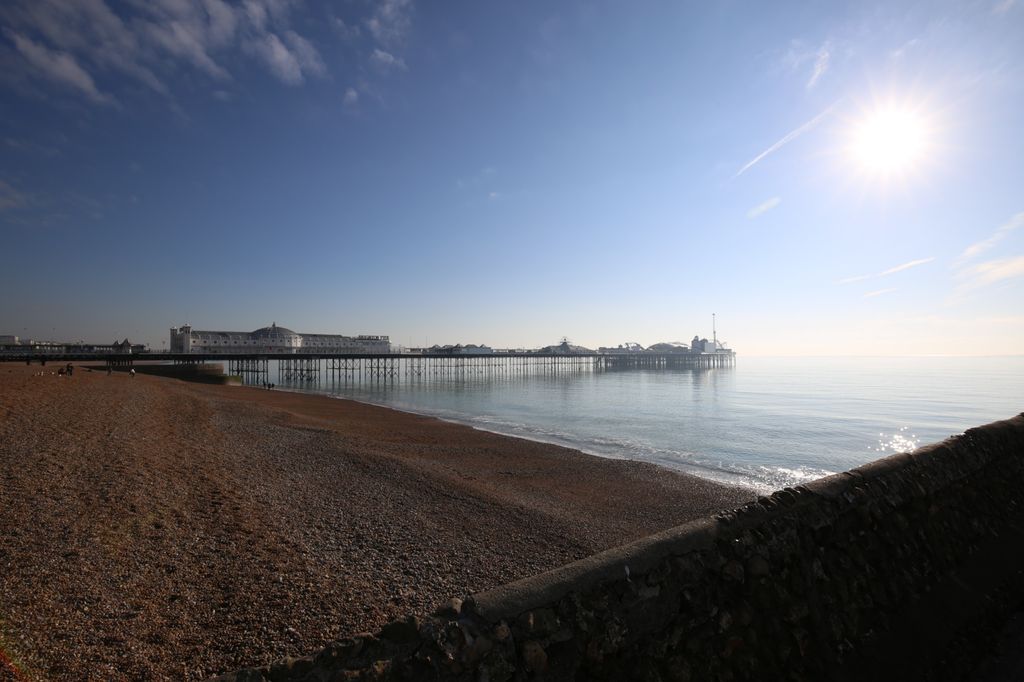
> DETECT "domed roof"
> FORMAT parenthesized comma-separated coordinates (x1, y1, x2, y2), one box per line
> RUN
(252, 323, 297, 338)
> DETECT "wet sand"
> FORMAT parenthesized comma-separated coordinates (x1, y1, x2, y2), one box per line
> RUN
(0, 364, 753, 680)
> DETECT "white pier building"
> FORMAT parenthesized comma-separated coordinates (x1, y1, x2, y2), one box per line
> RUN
(169, 323, 390, 354)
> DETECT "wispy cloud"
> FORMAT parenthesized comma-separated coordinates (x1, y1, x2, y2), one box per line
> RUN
(4, 29, 115, 104)
(343, 87, 359, 106)
(806, 42, 831, 89)
(782, 39, 835, 90)
(839, 257, 935, 284)
(370, 48, 407, 72)
(366, 0, 413, 47)
(247, 31, 326, 86)
(958, 211, 1024, 263)
(864, 288, 897, 298)
(0, 0, 331, 100)
(746, 197, 781, 219)
(993, 0, 1017, 14)
(735, 103, 836, 177)
(955, 255, 1024, 294)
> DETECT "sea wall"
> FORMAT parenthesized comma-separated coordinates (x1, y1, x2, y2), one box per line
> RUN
(215, 414, 1024, 682)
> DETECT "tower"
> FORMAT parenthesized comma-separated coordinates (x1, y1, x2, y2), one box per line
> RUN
(713, 313, 717, 348)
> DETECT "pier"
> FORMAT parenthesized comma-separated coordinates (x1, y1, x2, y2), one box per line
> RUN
(0, 349, 736, 385)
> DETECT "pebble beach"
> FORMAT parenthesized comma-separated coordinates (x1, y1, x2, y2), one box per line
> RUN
(0, 364, 752, 680)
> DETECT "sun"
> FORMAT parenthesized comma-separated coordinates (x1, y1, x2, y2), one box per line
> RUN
(845, 105, 933, 180)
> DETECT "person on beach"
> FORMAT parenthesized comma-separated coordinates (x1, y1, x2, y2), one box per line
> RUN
(129, 368, 136, 377)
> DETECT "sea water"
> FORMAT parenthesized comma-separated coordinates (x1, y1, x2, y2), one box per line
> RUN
(279, 356, 1022, 493)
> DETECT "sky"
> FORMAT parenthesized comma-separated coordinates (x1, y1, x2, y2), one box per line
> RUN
(1, 0, 1022, 355)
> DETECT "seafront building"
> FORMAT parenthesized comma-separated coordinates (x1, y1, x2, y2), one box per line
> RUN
(169, 323, 390, 354)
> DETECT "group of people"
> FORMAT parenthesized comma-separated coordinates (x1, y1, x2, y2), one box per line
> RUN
(57, 363, 74, 377)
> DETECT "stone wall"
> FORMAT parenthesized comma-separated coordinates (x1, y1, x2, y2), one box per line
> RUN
(215, 414, 1024, 681)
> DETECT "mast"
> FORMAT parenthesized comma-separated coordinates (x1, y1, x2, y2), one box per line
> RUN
(713, 313, 717, 348)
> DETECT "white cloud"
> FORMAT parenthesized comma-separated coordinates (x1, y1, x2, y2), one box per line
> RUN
(5, 29, 115, 104)
(878, 257, 936, 276)
(838, 257, 935, 284)
(332, 16, 361, 41)
(203, 0, 240, 46)
(366, 0, 413, 46)
(864, 288, 897, 298)
(343, 86, 359, 106)
(370, 48, 406, 71)
(806, 42, 830, 89)
(284, 30, 325, 78)
(746, 197, 781, 219)
(249, 33, 302, 85)
(955, 255, 1024, 294)
(958, 211, 1024, 263)
(735, 103, 836, 177)
(0, 0, 330, 102)
(145, 19, 230, 80)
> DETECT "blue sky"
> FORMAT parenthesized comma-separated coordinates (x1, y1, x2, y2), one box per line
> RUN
(1, 0, 1022, 355)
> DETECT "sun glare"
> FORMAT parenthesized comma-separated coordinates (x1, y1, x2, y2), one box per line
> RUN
(846, 105, 933, 180)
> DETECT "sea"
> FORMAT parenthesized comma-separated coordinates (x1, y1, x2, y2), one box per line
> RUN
(271, 356, 1023, 493)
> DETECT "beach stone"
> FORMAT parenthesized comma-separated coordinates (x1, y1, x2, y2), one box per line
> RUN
(522, 640, 547, 672)
(746, 555, 771, 578)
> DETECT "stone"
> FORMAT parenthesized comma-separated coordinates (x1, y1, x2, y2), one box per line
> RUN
(746, 555, 771, 578)
(722, 560, 745, 583)
(380, 616, 420, 645)
(522, 640, 548, 672)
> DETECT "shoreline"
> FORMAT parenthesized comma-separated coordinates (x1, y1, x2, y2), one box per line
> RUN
(0, 364, 754, 680)
(274, 383, 773, 491)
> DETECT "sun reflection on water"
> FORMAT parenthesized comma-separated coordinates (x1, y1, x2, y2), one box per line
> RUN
(871, 426, 920, 454)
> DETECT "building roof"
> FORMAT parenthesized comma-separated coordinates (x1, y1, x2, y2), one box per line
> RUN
(251, 323, 297, 338)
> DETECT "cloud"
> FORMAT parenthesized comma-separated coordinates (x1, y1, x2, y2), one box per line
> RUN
(864, 288, 897, 298)
(366, 0, 413, 46)
(343, 86, 359, 106)
(807, 42, 830, 89)
(144, 20, 231, 80)
(249, 32, 310, 85)
(838, 257, 935, 284)
(332, 16, 361, 41)
(284, 30, 325, 77)
(370, 48, 406, 71)
(993, 0, 1017, 13)
(5, 29, 115, 104)
(879, 257, 936, 276)
(0, 180, 29, 211)
(0, 0, 329, 102)
(735, 103, 836, 177)
(746, 197, 781, 219)
(955, 255, 1024, 294)
(958, 211, 1024, 263)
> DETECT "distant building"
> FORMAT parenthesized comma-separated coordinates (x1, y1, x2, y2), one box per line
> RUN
(646, 342, 689, 353)
(0, 335, 19, 345)
(690, 335, 728, 353)
(169, 323, 390, 354)
(426, 344, 494, 355)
